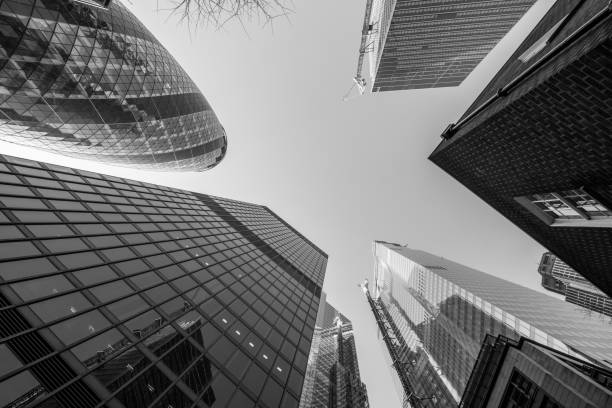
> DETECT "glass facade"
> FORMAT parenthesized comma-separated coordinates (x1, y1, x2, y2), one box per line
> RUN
(0, 0, 226, 171)
(371, 241, 612, 407)
(0, 153, 327, 408)
(360, 0, 536, 91)
(299, 296, 369, 408)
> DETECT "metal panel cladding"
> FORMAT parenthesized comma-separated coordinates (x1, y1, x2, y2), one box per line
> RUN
(0, 0, 227, 171)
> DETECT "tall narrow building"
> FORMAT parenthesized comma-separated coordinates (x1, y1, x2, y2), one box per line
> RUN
(354, 0, 536, 91)
(0, 154, 327, 408)
(429, 0, 612, 296)
(538, 252, 612, 317)
(368, 241, 612, 408)
(0, 0, 226, 171)
(299, 295, 369, 408)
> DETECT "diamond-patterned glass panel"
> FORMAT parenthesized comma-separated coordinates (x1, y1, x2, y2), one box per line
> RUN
(0, 0, 226, 171)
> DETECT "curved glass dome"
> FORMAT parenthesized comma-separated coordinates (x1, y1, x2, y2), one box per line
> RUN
(0, 0, 227, 171)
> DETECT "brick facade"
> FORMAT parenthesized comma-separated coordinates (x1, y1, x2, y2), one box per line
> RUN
(429, 0, 612, 297)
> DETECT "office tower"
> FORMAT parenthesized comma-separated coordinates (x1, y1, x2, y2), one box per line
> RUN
(538, 252, 612, 317)
(461, 335, 612, 408)
(429, 0, 612, 296)
(299, 295, 369, 408)
(0, 0, 226, 171)
(0, 153, 327, 408)
(353, 0, 536, 92)
(368, 241, 612, 408)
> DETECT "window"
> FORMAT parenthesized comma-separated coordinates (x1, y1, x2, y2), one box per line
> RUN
(516, 188, 612, 227)
(0, 345, 45, 407)
(519, 17, 567, 63)
(500, 370, 563, 408)
(500, 370, 537, 407)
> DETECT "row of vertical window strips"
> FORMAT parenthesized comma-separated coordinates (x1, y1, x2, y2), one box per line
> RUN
(0, 167, 316, 404)
(528, 189, 612, 220)
(0, 155, 326, 279)
(224, 205, 325, 281)
(565, 286, 612, 317)
(0, 198, 315, 321)
(0, 239, 314, 408)
(3, 233, 310, 408)
(217, 202, 326, 287)
(0, 155, 323, 296)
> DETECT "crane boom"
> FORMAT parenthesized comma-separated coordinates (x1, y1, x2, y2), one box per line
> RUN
(360, 281, 426, 408)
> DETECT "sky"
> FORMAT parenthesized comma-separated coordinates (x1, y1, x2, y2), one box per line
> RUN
(0, 0, 560, 406)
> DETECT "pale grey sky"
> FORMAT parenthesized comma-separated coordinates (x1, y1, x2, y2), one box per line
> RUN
(0, 1, 559, 406)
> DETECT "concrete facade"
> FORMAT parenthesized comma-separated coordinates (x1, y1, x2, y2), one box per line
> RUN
(358, 0, 535, 91)
(461, 335, 612, 408)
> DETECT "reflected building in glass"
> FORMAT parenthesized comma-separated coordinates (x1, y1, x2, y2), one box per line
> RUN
(0, 0, 226, 171)
(370, 241, 612, 408)
(538, 252, 612, 317)
(0, 154, 327, 408)
(299, 294, 369, 408)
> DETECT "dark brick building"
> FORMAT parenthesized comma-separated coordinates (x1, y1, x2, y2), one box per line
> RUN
(429, 0, 612, 297)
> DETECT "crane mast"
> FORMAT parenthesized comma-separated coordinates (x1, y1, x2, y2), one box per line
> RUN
(360, 281, 433, 408)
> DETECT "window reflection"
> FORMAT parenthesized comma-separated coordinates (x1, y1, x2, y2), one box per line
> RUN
(50, 310, 111, 346)
(107, 295, 149, 322)
(10, 275, 74, 301)
(0, 345, 45, 408)
(27, 292, 93, 323)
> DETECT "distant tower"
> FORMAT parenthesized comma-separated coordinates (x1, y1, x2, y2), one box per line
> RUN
(365, 241, 612, 407)
(299, 294, 369, 408)
(354, 0, 536, 91)
(0, 0, 226, 171)
(538, 252, 612, 317)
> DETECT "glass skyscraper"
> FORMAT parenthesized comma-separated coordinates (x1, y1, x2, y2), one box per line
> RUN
(0, 0, 226, 171)
(355, 0, 536, 91)
(371, 241, 612, 407)
(538, 252, 612, 317)
(299, 294, 369, 408)
(0, 153, 327, 408)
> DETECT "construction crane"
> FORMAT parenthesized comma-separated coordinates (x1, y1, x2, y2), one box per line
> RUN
(342, 76, 368, 101)
(359, 280, 437, 407)
(343, 0, 377, 101)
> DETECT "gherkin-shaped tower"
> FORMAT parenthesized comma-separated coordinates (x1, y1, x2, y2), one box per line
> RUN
(0, 0, 226, 171)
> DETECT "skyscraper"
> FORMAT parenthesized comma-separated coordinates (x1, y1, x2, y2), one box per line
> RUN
(354, 0, 536, 92)
(538, 252, 612, 317)
(0, 153, 327, 408)
(368, 241, 612, 407)
(429, 0, 612, 296)
(0, 0, 226, 171)
(299, 295, 369, 408)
